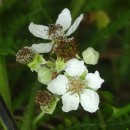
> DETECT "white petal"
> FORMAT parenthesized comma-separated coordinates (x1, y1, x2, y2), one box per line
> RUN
(47, 75, 69, 95)
(66, 14, 83, 36)
(29, 22, 49, 39)
(85, 71, 104, 90)
(55, 8, 71, 31)
(31, 42, 53, 53)
(62, 92, 79, 112)
(65, 58, 87, 77)
(80, 89, 99, 113)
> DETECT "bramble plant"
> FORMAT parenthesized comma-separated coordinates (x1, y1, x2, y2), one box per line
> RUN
(1, 1, 130, 130)
(16, 8, 104, 122)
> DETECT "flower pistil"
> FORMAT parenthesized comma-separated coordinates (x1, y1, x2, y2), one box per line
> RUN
(68, 78, 85, 94)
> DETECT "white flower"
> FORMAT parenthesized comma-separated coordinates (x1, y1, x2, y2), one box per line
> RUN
(28, 8, 83, 53)
(47, 59, 104, 113)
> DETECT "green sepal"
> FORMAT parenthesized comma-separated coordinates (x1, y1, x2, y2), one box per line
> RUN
(40, 97, 59, 114)
(80, 70, 88, 80)
(27, 54, 46, 72)
(56, 59, 66, 73)
(46, 60, 55, 68)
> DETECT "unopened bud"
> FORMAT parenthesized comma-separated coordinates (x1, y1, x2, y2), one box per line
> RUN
(82, 47, 99, 65)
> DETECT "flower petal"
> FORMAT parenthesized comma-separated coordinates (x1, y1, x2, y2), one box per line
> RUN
(80, 89, 99, 113)
(62, 92, 79, 112)
(29, 22, 49, 39)
(31, 42, 53, 53)
(65, 14, 83, 36)
(85, 71, 104, 90)
(65, 58, 87, 77)
(55, 8, 71, 31)
(47, 75, 69, 95)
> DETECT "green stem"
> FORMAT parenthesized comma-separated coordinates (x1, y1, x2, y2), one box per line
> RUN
(21, 81, 42, 130)
(0, 55, 12, 112)
(97, 110, 106, 130)
(32, 110, 45, 130)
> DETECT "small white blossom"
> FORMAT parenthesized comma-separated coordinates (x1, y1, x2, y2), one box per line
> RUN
(28, 8, 83, 53)
(47, 59, 104, 113)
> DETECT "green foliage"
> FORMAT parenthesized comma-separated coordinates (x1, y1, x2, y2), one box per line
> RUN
(0, 0, 130, 130)
(88, 10, 130, 48)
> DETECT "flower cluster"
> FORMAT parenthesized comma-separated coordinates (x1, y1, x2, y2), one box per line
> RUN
(16, 8, 104, 114)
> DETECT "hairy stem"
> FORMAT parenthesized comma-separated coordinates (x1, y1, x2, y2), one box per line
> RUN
(32, 110, 45, 130)
(21, 81, 42, 130)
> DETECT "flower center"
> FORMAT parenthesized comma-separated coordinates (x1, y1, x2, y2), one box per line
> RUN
(68, 78, 85, 94)
(53, 38, 78, 61)
(16, 47, 35, 64)
(48, 24, 64, 41)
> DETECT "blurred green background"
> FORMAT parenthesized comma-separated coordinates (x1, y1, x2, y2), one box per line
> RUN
(0, 0, 130, 130)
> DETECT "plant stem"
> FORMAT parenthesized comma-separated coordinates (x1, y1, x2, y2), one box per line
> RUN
(97, 110, 106, 130)
(32, 110, 45, 130)
(0, 55, 12, 112)
(21, 81, 42, 130)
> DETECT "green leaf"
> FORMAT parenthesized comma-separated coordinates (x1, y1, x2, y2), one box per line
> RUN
(110, 104, 130, 119)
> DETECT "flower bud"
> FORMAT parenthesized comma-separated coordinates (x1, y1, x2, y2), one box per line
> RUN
(95, 10, 110, 30)
(82, 47, 99, 65)
(37, 66, 52, 85)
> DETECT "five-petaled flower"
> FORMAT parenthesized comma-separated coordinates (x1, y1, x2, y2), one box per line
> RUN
(47, 58, 104, 113)
(16, 8, 105, 114)
(28, 8, 83, 54)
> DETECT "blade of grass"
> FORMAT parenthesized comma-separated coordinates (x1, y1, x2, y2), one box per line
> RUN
(0, 55, 12, 112)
